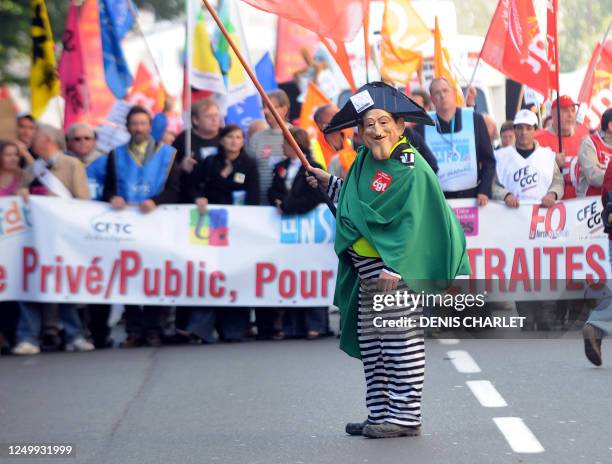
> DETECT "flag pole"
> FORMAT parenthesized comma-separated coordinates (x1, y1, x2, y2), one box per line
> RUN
(516, 85, 524, 115)
(200, 0, 336, 216)
(551, 1, 563, 154)
(186, 0, 194, 165)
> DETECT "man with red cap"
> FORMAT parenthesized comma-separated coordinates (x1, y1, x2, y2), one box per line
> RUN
(537, 96, 590, 329)
(535, 95, 589, 199)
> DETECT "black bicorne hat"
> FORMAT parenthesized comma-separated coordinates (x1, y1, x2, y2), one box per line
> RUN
(324, 81, 435, 134)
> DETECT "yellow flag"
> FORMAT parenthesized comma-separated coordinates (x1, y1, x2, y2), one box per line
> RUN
(380, 38, 423, 84)
(380, 0, 430, 84)
(191, 12, 226, 95)
(433, 16, 465, 106)
(30, 0, 60, 119)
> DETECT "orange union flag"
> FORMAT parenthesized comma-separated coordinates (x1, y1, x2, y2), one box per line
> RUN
(578, 39, 612, 130)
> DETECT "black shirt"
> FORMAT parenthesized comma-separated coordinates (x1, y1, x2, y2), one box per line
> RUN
(415, 108, 496, 198)
(173, 130, 220, 202)
(173, 130, 219, 163)
(516, 146, 536, 159)
(189, 150, 260, 206)
(268, 157, 324, 214)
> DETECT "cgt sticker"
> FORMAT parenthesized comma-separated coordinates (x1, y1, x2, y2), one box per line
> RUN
(370, 170, 392, 193)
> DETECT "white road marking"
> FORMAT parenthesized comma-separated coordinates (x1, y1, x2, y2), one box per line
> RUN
(447, 350, 481, 373)
(493, 417, 545, 454)
(466, 380, 508, 408)
(438, 338, 460, 345)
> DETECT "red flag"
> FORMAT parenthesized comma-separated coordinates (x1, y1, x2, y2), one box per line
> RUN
(241, 0, 368, 42)
(78, 0, 116, 125)
(127, 63, 166, 114)
(59, 1, 90, 129)
(480, 0, 549, 96)
(320, 37, 356, 92)
(578, 39, 612, 130)
(546, 0, 559, 92)
(275, 18, 320, 83)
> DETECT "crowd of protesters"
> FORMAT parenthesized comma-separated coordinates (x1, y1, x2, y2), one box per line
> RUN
(1, 77, 611, 356)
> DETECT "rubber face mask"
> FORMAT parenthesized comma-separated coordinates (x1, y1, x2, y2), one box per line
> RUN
(360, 109, 404, 161)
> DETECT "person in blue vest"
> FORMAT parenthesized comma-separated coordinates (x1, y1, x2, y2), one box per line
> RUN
(414, 77, 496, 205)
(66, 123, 112, 347)
(102, 105, 181, 348)
(66, 123, 107, 201)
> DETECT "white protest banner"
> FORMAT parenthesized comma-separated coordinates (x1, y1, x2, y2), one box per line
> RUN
(0, 196, 337, 307)
(0, 197, 609, 306)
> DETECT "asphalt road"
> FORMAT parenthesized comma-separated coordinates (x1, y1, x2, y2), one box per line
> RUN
(0, 333, 611, 464)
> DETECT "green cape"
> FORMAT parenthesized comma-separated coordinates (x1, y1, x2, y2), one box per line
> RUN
(333, 145, 471, 359)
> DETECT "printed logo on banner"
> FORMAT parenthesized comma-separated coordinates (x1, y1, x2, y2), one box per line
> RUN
(576, 199, 605, 238)
(528, 203, 569, 239)
(453, 207, 479, 237)
(189, 208, 229, 246)
(280, 207, 335, 244)
(86, 211, 136, 242)
(0, 200, 31, 239)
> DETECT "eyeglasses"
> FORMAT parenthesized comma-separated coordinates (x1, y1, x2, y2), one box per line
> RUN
(72, 136, 94, 142)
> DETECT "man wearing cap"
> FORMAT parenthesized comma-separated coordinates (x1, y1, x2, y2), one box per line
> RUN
(495, 110, 564, 329)
(576, 107, 612, 197)
(494, 109, 564, 207)
(535, 95, 589, 199)
(414, 77, 496, 206)
(307, 82, 470, 439)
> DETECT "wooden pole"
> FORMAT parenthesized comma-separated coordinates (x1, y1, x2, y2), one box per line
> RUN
(200, 0, 336, 215)
(201, 0, 310, 171)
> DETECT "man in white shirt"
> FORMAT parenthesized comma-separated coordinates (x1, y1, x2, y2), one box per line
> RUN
(494, 109, 564, 207)
(495, 110, 565, 331)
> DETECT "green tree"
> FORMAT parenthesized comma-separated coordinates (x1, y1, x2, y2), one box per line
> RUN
(557, 0, 611, 72)
(453, 0, 611, 72)
(0, 0, 184, 85)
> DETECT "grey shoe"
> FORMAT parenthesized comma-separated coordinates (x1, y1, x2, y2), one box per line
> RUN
(363, 422, 421, 439)
(345, 420, 368, 436)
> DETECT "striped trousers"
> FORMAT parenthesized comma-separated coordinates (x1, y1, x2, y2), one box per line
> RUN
(349, 250, 425, 427)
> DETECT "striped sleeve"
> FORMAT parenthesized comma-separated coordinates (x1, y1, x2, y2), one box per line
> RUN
(327, 175, 342, 203)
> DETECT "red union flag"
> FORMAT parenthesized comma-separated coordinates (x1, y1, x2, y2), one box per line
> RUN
(480, 0, 549, 96)
(127, 63, 166, 114)
(240, 0, 368, 42)
(578, 39, 612, 130)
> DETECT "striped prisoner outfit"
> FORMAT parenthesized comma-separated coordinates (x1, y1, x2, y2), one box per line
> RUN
(328, 176, 425, 427)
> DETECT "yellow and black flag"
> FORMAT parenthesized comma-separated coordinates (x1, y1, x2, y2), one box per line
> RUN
(31, 0, 60, 118)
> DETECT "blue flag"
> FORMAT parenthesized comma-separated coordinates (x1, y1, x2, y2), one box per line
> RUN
(255, 52, 278, 94)
(99, 0, 135, 99)
(226, 93, 263, 133)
